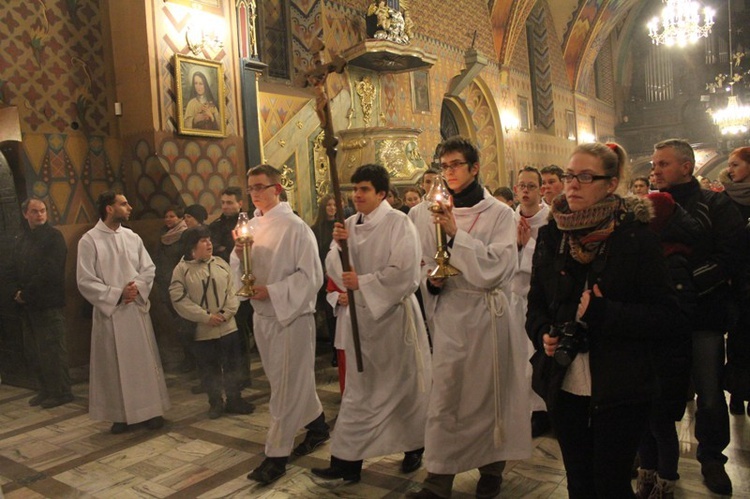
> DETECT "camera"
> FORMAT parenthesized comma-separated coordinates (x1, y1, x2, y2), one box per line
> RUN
(548, 321, 589, 367)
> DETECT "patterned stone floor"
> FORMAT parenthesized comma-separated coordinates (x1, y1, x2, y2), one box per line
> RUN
(1, 351, 749, 498)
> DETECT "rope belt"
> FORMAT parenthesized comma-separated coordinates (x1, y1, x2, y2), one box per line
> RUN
(450, 287, 507, 447)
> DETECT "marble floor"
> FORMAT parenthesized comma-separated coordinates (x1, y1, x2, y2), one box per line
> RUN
(1, 350, 749, 498)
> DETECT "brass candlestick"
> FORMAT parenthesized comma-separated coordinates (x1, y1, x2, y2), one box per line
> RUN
(426, 177, 461, 279)
(235, 212, 256, 297)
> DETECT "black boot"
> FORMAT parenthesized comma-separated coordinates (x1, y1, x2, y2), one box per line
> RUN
(311, 455, 362, 482)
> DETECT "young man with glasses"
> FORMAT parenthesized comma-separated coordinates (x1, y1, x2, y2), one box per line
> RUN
(511, 166, 552, 439)
(409, 137, 531, 499)
(234, 164, 328, 485)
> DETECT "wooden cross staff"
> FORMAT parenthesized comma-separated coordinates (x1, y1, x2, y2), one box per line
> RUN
(298, 39, 364, 373)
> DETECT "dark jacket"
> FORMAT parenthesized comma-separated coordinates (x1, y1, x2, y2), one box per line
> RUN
(209, 213, 239, 263)
(7, 222, 67, 309)
(663, 178, 745, 332)
(721, 190, 750, 399)
(527, 197, 682, 413)
(647, 193, 703, 420)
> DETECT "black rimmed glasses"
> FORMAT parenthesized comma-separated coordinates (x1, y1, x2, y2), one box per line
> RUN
(247, 184, 277, 194)
(439, 160, 469, 172)
(561, 173, 613, 184)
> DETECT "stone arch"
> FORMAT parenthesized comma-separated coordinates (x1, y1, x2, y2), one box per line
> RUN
(456, 76, 506, 191)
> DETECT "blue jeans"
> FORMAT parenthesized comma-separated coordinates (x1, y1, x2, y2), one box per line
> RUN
(692, 330, 729, 464)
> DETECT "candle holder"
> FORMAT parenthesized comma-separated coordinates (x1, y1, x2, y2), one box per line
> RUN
(235, 212, 256, 297)
(425, 176, 461, 279)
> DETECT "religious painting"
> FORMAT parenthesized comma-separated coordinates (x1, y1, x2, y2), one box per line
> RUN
(163, 0, 223, 16)
(411, 70, 430, 114)
(175, 54, 226, 138)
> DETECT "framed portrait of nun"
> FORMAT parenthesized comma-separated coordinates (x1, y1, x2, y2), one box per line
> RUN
(175, 54, 226, 138)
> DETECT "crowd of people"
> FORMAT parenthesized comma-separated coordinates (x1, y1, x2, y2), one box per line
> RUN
(6, 135, 750, 498)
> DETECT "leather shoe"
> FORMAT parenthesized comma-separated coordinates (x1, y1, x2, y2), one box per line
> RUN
(476, 474, 502, 499)
(311, 466, 360, 482)
(40, 394, 74, 409)
(111, 422, 128, 434)
(247, 457, 286, 484)
(28, 393, 48, 407)
(293, 431, 330, 456)
(146, 416, 164, 430)
(401, 450, 423, 473)
(701, 462, 732, 495)
(225, 398, 254, 415)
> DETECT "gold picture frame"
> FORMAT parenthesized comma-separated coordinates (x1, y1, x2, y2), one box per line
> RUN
(411, 70, 431, 114)
(175, 54, 226, 137)
(164, 0, 223, 16)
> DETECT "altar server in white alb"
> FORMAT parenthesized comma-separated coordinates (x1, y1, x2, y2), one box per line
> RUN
(311, 164, 432, 482)
(76, 191, 170, 435)
(409, 137, 531, 499)
(510, 166, 552, 439)
(234, 164, 328, 486)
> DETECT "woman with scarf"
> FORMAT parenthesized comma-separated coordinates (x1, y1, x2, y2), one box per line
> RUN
(527, 142, 681, 498)
(154, 206, 193, 371)
(720, 147, 750, 416)
(311, 194, 338, 366)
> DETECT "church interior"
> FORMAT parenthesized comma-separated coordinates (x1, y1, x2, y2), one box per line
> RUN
(2, 0, 750, 497)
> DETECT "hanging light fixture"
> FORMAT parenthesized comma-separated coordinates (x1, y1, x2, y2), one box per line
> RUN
(709, 0, 750, 135)
(647, 0, 715, 47)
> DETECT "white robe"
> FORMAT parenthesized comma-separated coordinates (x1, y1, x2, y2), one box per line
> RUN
(77, 220, 170, 424)
(510, 204, 550, 413)
(326, 200, 432, 461)
(230, 202, 323, 457)
(415, 190, 532, 474)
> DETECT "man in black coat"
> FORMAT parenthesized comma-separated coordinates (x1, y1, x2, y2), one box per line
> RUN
(209, 186, 243, 263)
(7, 198, 73, 408)
(652, 139, 745, 495)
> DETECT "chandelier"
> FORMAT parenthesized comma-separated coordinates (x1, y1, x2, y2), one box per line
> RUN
(709, 0, 750, 135)
(712, 96, 750, 134)
(647, 0, 715, 47)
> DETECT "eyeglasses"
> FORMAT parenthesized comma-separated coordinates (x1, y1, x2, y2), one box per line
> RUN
(561, 173, 613, 184)
(247, 184, 276, 193)
(516, 183, 538, 191)
(439, 161, 469, 172)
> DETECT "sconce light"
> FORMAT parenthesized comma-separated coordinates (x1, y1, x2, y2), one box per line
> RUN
(501, 110, 520, 134)
(186, 16, 225, 55)
(567, 133, 577, 141)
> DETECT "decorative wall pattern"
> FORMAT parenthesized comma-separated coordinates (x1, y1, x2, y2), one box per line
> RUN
(528, 3, 555, 131)
(291, 0, 323, 80)
(0, 0, 111, 135)
(21, 133, 122, 225)
(129, 134, 243, 220)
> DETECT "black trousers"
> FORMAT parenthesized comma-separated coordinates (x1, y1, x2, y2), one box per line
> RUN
(551, 390, 650, 499)
(193, 330, 243, 403)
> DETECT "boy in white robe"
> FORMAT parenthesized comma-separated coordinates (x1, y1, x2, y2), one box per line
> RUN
(233, 164, 327, 485)
(510, 166, 552, 438)
(312, 164, 432, 482)
(77, 191, 170, 434)
(409, 137, 531, 499)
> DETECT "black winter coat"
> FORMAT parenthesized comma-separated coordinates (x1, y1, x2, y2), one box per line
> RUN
(7, 223, 67, 309)
(527, 200, 682, 413)
(663, 178, 745, 332)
